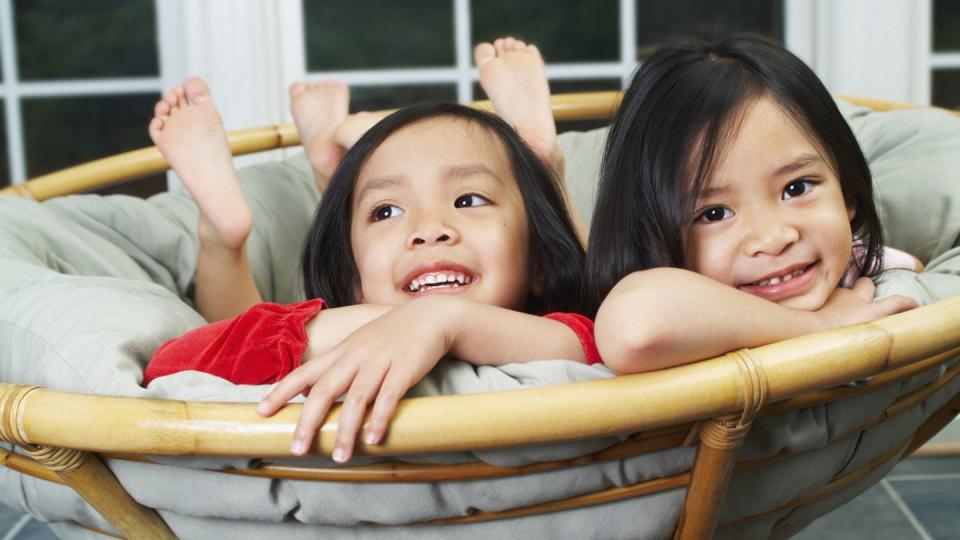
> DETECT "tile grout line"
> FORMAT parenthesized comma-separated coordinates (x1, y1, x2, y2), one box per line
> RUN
(880, 479, 934, 540)
(1, 515, 31, 540)
(887, 472, 960, 481)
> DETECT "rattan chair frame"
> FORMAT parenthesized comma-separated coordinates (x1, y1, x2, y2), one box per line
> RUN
(0, 92, 958, 540)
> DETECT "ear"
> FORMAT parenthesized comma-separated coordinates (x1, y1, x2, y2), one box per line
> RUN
(846, 202, 856, 222)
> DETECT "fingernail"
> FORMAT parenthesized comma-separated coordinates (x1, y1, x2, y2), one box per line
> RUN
(332, 447, 347, 462)
(364, 431, 378, 445)
(291, 440, 305, 454)
(255, 402, 269, 415)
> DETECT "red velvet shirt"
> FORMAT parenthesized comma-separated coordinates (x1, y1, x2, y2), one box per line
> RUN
(143, 300, 602, 385)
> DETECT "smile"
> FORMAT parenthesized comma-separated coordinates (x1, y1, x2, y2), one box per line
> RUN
(407, 271, 473, 292)
(745, 265, 809, 287)
(738, 262, 818, 301)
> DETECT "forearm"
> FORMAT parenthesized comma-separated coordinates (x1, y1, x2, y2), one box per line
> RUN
(595, 268, 826, 373)
(436, 297, 587, 365)
(194, 242, 263, 322)
(302, 303, 393, 359)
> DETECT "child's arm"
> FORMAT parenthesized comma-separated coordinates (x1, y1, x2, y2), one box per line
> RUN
(256, 295, 590, 462)
(594, 267, 918, 374)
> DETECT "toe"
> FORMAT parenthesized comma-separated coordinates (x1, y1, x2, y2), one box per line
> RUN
(184, 76, 212, 105)
(289, 81, 307, 97)
(148, 117, 164, 141)
(155, 100, 170, 118)
(473, 42, 496, 67)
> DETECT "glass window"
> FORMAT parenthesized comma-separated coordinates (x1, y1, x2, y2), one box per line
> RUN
(22, 94, 165, 197)
(304, 0, 454, 70)
(934, 0, 960, 51)
(15, 0, 159, 80)
(635, 0, 784, 59)
(933, 70, 960, 111)
(349, 84, 458, 113)
(472, 0, 619, 62)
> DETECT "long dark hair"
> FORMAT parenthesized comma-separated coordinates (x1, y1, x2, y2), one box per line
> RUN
(584, 35, 883, 314)
(301, 102, 585, 313)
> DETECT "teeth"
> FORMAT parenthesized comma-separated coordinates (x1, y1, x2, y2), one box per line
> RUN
(407, 271, 474, 292)
(755, 267, 806, 287)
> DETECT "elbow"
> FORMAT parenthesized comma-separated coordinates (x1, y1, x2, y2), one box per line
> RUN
(594, 271, 680, 374)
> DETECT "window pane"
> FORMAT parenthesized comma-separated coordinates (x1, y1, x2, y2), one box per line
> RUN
(934, 0, 960, 51)
(304, 0, 453, 70)
(22, 94, 166, 198)
(15, 0, 158, 80)
(349, 84, 457, 113)
(933, 69, 960, 111)
(636, 0, 784, 59)
(472, 0, 619, 62)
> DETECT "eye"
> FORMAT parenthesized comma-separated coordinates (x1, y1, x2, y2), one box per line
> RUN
(454, 193, 490, 208)
(696, 206, 734, 223)
(371, 204, 404, 222)
(782, 179, 815, 200)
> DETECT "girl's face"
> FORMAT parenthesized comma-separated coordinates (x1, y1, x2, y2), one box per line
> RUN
(349, 117, 531, 309)
(685, 97, 855, 311)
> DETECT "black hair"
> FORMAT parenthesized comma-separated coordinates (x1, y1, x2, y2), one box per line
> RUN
(584, 35, 883, 314)
(301, 102, 585, 314)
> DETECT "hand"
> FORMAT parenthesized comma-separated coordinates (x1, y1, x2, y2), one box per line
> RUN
(814, 277, 918, 330)
(256, 297, 458, 462)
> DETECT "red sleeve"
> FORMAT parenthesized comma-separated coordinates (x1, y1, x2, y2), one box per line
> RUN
(542, 312, 603, 366)
(143, 299, 326, 386)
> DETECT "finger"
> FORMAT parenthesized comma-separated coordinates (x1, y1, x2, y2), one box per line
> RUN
(257, 353, 342, 416)
(364, 368, 408, 445)
(332, 366, 387, 463)
(874, 294, 919, 316)
(291, 365, 357, 455)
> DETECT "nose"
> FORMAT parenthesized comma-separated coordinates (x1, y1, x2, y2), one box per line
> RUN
(743, 212, 799, 257)
(407, 214, 460, 248)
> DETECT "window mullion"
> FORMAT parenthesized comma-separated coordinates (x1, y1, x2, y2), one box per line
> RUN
(619, 0, 636, 86)
(453, 0, 472, 103)
(0, 0, 25, 184)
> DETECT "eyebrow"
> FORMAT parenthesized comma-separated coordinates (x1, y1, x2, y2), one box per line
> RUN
(698, 153, 824, 200)
(772, 153, 822, 178)
(356, 164, 505, 204)
(444, 164, 505, 186)
(355, 175, 405, 204)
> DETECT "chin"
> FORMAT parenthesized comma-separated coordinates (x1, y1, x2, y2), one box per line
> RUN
(777, 293, 829, 313)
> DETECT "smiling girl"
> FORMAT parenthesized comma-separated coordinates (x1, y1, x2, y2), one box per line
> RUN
(143, 51, 597, 463)
(586, 35, 920, 374)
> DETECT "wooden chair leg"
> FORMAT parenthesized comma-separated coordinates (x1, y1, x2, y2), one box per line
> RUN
(673, 414, 752, 539)
(24, 445, 177, 539)
(1, 384, 175, 539)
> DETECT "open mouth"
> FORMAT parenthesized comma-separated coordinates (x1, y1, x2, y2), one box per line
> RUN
(744, 264, 813, 287)
(737, 262, 818, 301)
(406, 271, 474, 293)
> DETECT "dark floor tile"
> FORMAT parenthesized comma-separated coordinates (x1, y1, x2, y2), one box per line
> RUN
(888, 478, 960, 540)
(12, 518, 58, 540)
(0, 501, 26, 531)
(890, 457, 960, 476)
(792, 482, 921, 540)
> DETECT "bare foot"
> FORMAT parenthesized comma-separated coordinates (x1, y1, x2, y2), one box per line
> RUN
(333, 110, 390, 150)
(475, 37, 557, 164)
(149, 77, 251, 249)
(289, 81, 349, 192)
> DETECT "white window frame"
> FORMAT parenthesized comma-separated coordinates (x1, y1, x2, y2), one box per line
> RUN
(0, 0, 163, 186)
